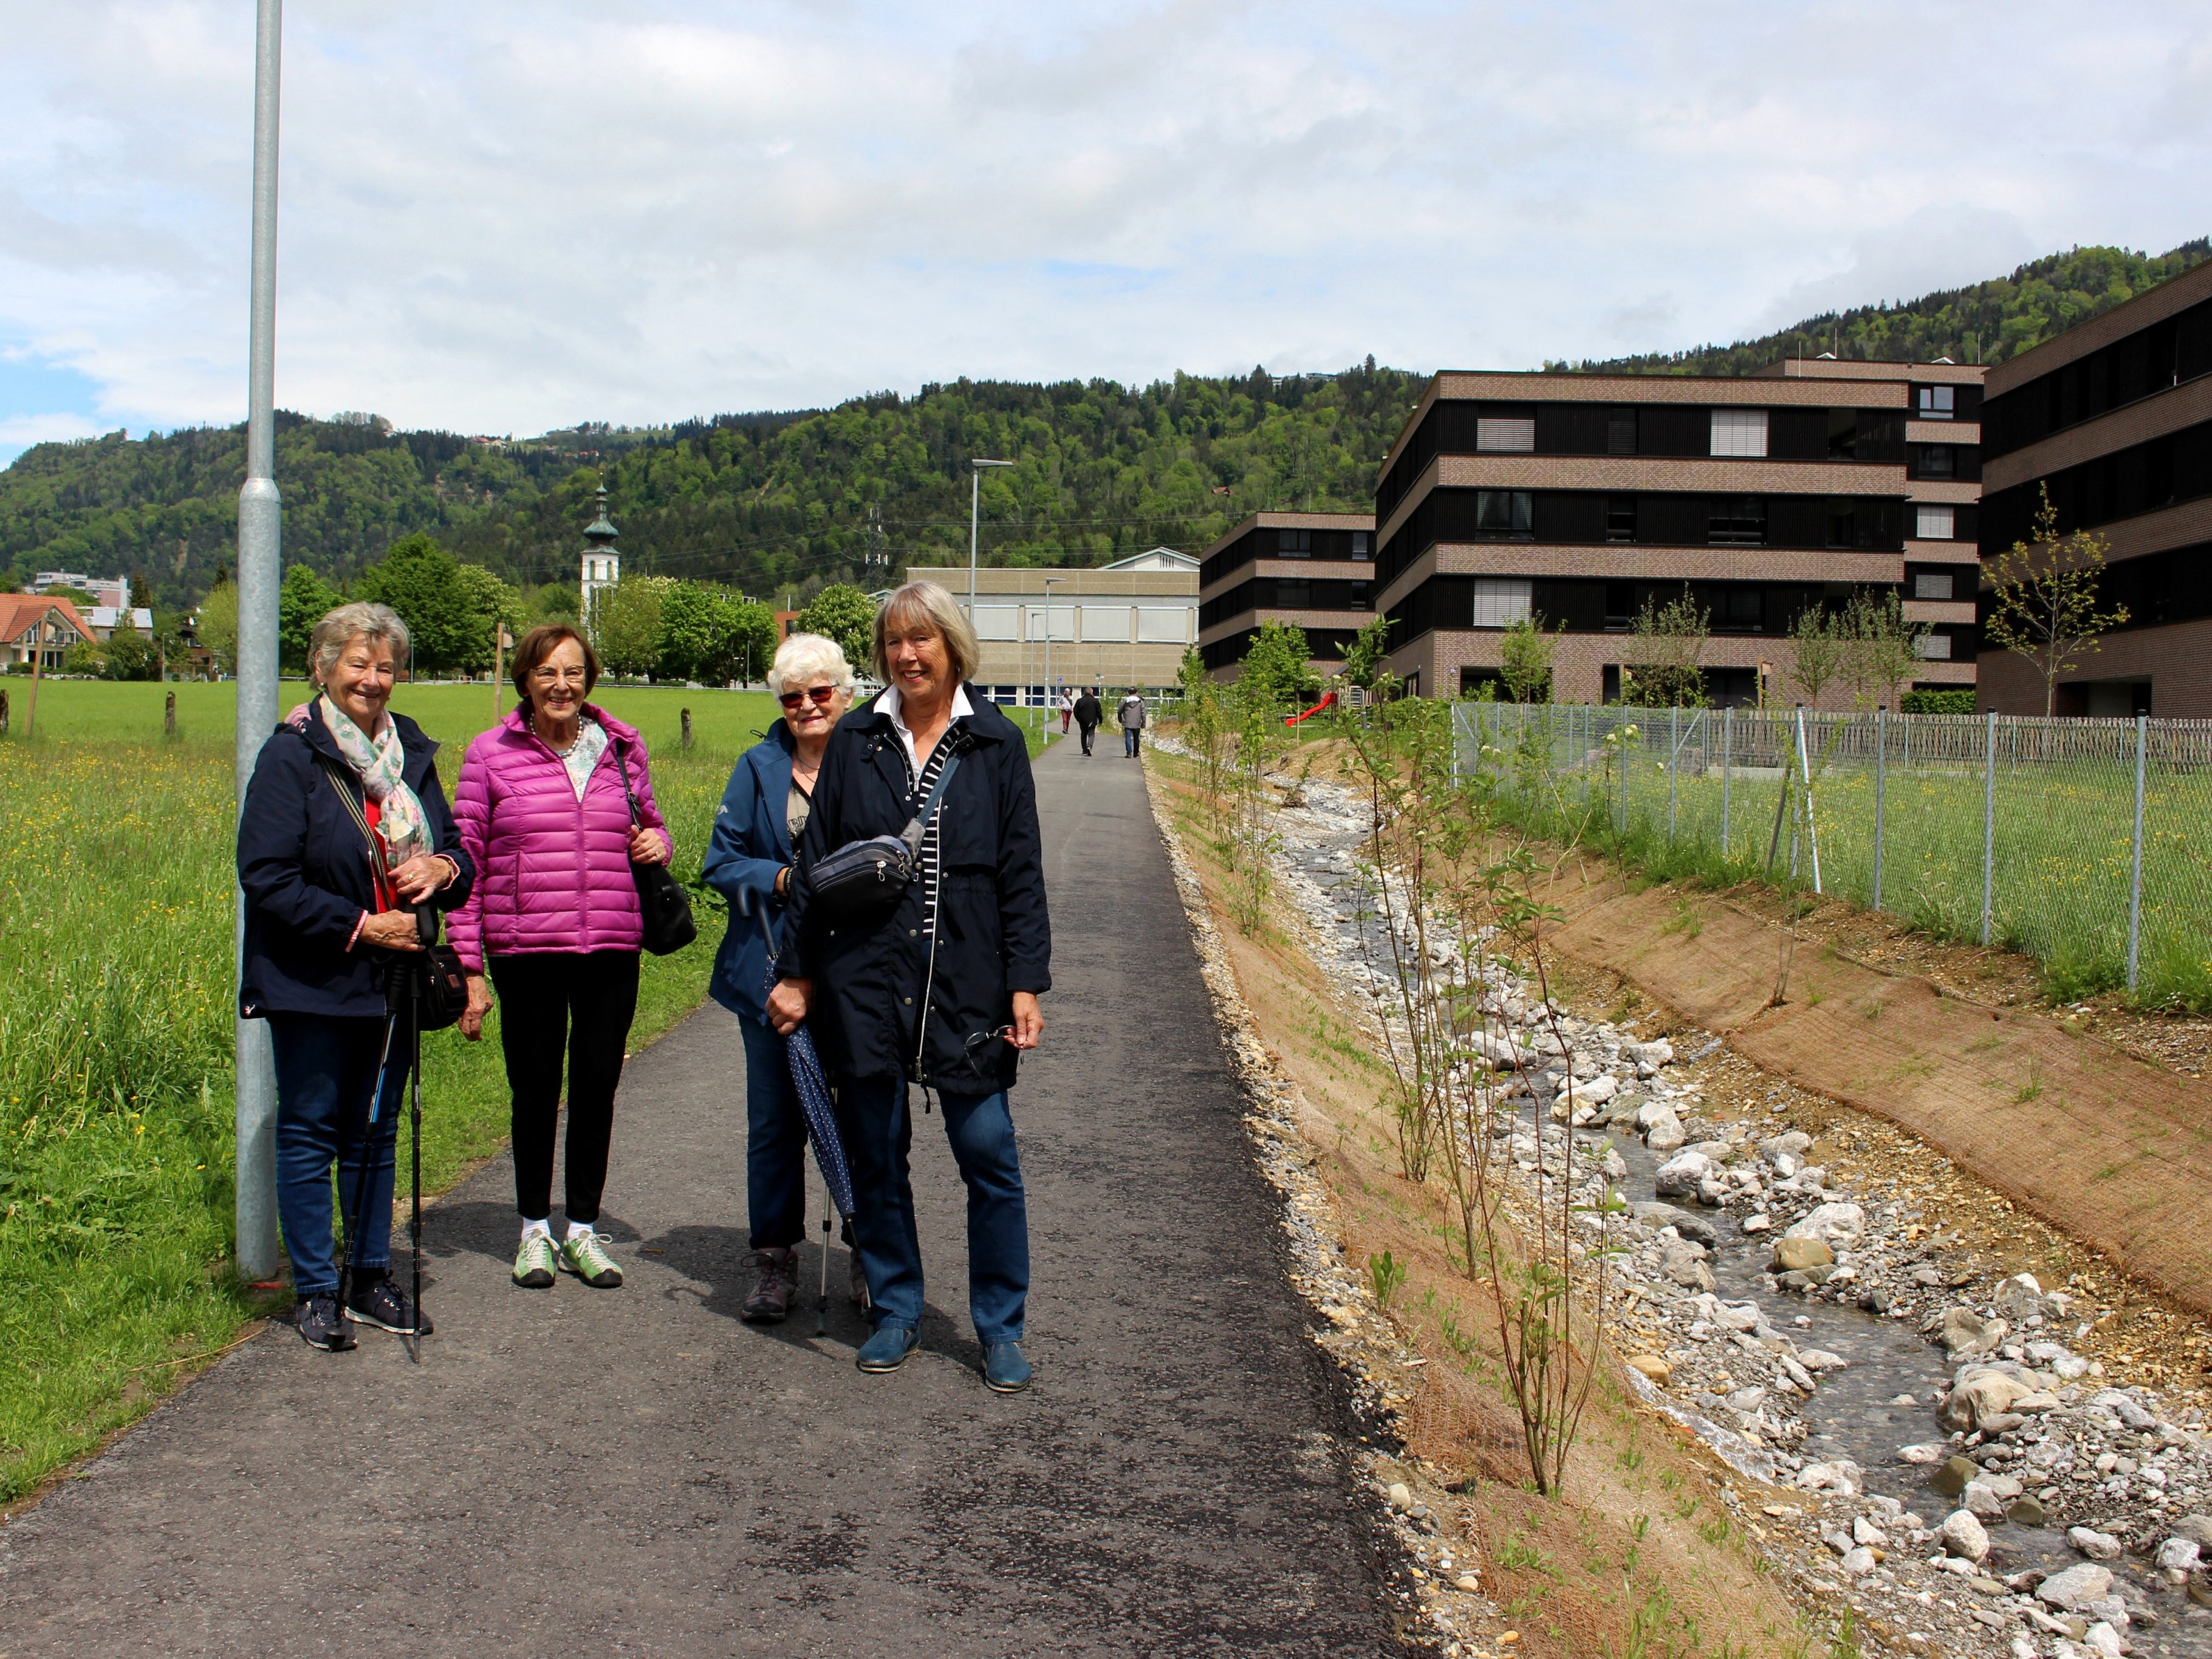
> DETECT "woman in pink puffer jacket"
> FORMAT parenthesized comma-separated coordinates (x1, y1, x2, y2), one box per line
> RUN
(450, 624, 671, 1293)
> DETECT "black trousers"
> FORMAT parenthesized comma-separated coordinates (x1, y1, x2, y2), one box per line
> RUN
(489, 950, 640, 1223)
(1077, 721, 1097, 754)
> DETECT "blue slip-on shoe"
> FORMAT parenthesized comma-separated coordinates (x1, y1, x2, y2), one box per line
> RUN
(855, 1324, 920, 1373)
(981, 1341, 1032, 1394)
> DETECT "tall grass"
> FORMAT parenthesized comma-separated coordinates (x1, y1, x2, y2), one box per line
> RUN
(0, 680, 815, 1503)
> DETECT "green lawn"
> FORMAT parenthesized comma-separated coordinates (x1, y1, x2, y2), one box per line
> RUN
(0, 679, 1055, 1504)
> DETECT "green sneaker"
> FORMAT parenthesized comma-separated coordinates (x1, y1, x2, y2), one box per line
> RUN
(513, 1233, 557, 1288)
(559, 1231, 623, 1288)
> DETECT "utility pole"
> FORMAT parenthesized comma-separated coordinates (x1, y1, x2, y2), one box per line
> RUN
(968, 457, 1014, 614)
(233, 0, 285, 1283)
(1043, 576, 1063, 743)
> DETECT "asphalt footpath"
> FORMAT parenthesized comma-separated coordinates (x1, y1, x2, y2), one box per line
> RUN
(0, 734, 1397, 1657)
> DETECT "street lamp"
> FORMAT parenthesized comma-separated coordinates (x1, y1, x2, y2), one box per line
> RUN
(1043, 576, 1064, 739)
(968, 458, 1015, 612)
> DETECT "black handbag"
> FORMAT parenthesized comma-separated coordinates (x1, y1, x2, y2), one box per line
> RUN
(806, 748, 963, 921)
(315, 755, 470, 1030)
(615, 741, 697, 956)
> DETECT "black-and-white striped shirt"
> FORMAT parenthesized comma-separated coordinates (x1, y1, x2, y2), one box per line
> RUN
(884, 683, 971, 942)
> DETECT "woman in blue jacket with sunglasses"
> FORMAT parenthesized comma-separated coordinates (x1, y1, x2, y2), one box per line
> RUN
(703, 633, 858, 1322)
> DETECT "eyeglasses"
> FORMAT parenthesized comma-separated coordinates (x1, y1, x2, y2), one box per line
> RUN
(779, 686, 838, 709)
(529, 666, 589, 686)
(964, 1025, 1015, 1055)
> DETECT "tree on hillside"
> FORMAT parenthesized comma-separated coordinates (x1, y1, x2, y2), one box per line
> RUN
(796, 584, 878, 672)
(595, 576, 676, 680)
(278, 563, 343, 674)
(1237, 620, 1318, 710)
(353, 533, 519, 675)
(1982, 487, 2131, 716)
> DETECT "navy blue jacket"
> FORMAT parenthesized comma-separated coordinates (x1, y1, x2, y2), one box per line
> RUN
(775, 689, 1050, 1092)
(702, 720, 798, 1027)
(237, 702, 474, 1021)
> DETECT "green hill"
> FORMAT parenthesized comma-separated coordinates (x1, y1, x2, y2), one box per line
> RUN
(4, 239, 2205, 607)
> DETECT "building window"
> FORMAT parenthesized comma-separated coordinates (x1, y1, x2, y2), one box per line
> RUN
(1608, 407, 1637, 455)
(971, 604, 1020, 641)
(1346, 581, 1371, 611)
(1604, 582, 1634, 630)
(1914, 572, 1955, 600)
(1917, 385, 1956, 420)
(1276, 528, 1312, 556)
(1350, 530, 1371, 561)
(1476, 415, 1536, 453)
(1715, 587, 1764, 632)
(1917, 445, 1956, 479)
(1471, 579, 1533, 628)
(1135, 607, 1190, 643)
(1606, 494, 1637, 542)
(1916, 633, 1953, 660)
(1474, 490, 1533, 537)
(1915, 504, 1956, 540)
(1273, 581, 1312, 610)
(1708, 496, 1767, 544)
(1710, 408, 1769, 457)
(1078, 604, 1132, 641)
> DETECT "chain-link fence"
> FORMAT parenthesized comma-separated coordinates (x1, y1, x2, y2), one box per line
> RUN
(1451, 702, 2212, 1001)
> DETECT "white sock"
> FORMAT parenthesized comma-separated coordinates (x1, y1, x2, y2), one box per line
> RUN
(521, 1217, 552, 1242)
(567, 1219, 597, 1242)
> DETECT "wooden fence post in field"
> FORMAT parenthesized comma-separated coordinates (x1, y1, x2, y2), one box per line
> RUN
(0, 685, 9, 737)
(165, 689, 177, 739)
(682, 706, 694, 751)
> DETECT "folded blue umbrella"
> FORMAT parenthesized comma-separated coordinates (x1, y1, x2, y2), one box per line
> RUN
(768, 967, 854, 1219)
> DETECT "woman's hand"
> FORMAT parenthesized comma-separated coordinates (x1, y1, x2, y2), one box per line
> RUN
(767, 977, 812, 1035)
(458, 974, 494, 1041)
(628, 824, 671, 866)
(1008, 991, 1044, 1051)
(360, 909, 423, 952)
(388, 853, 450, 903)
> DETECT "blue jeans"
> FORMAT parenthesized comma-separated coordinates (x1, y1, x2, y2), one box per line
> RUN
(739, 1015, 808, 1250)
(838, 1076, 1029, 1345)
(269, 1011, 408, 1296)
(1123, 725, 1140, 756)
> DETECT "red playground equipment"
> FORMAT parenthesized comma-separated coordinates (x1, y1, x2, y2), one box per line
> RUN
(1284, 690, 1337, 726)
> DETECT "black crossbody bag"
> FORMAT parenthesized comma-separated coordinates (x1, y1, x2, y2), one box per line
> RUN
(315, 755, 470, 1030)
(806, 747, 963, 921)
(614, 740, 698, 956)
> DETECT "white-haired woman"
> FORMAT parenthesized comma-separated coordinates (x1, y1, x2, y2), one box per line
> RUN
(702, 632, 859, 1321)
(238, 602, 473, 1350)
(768, 583, 1051, 1391)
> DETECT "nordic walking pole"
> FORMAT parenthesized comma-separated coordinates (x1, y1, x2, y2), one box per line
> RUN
(817, 1164, 831, 1338)
(338, 952, 406, 1323)
(407, 905, 435, 1363)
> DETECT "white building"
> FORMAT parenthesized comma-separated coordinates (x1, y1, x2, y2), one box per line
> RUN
(580, 487, 620, 635)
(32, 571, 129, 610)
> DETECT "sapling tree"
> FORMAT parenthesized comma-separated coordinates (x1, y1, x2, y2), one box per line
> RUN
(1984, 485, 2131, 715)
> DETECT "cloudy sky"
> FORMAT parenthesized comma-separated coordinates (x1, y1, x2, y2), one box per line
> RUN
(2, 1, 2206, 459)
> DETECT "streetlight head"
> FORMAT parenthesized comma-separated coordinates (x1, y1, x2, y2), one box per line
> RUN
(971, 457, 1015, 470)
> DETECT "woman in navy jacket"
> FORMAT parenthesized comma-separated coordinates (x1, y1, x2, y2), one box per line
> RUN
(238, 602, 472, 1351)
(702, 633, 856, 1322)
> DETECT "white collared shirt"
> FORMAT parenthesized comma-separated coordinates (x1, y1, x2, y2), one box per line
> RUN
(878, 680, 973, 776)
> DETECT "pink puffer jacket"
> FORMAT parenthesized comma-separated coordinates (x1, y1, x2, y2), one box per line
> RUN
(447, 703, 671, 973)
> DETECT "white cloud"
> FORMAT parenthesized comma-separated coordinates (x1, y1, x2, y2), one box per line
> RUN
(1, 0, 2207, 442)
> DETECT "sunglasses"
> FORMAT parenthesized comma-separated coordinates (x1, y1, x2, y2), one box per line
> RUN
(779, 686, 838, 710)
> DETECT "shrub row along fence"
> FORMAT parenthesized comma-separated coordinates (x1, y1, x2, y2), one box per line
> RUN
(1450, 702, 2212, 1001)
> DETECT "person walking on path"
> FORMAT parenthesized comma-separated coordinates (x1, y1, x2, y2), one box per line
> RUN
(1117, 688, 1146, 758)
(450, 625, 672, 1294)
(1072, 686, 1103, 756)
(702, 632, 863, 1322)
(238, 601, 473, 1350)
(768, 581, 1050, 1392)
(1058, 687, 1073, 735)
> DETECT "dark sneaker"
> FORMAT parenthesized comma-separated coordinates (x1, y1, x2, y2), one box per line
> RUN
(296, 1292, 357, 1352)
(512, 1233, 557, 1288)
(982, 1341, 1032, 1394)
(558, 1231, 623, 1288)
(741, 1247, 796, 1323)
(346, 1274, 432, 1336)
(855, 1324, 919, 1373)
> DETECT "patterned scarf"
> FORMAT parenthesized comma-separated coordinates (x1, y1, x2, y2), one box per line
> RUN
(317, 693, 431, 866)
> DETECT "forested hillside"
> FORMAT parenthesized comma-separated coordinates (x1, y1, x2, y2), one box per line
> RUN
(1561, 241, 2210, 378)
(4, 239, 2203, 607)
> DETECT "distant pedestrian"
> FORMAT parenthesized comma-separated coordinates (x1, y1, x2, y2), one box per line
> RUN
(702, 632, 863, 1322)
(237, 601, 473, 1350)
(768, 580, 1051, 1393)
(1058, 688, 1073, 735)
(1073, 686, 1103, 756)
(449, 624, 673, 1295)
(1118, 689, 1146, 758)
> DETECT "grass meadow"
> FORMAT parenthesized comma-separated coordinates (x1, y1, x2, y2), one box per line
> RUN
(0, 679, 1058, 1503)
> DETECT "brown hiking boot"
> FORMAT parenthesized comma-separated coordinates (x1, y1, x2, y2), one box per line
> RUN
(741, 1247, 796, 1322)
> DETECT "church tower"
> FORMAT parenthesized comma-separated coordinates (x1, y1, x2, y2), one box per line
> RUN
(580, 486, 620, 638)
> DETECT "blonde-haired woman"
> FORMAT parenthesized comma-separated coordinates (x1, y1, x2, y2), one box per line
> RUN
(767, 583, 1051, 1390)
(703, 632, 858, 1321)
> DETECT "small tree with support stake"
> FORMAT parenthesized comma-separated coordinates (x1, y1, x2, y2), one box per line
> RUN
(1983, 484, 2131, 716)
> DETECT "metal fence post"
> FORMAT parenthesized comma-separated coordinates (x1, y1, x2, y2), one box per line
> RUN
(1721, 705, 1732, 857)
(1981, 709, 1997, 947)
(2128, 713, 2147, 990)
(1872, 706, 1886, 912)
(1668, 705, 1679, 840)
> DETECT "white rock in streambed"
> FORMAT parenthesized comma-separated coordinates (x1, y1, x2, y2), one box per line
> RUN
(1938, 1509, 1990, 1562)
(1781, 1202, 1864, 1248)
(1654, 1151, 1713, 1197)
(2069, 1527, 2123, 1561)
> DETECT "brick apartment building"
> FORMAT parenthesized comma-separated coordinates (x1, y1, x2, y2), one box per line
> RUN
(1196, 512, 1377, 682)
(1369, 361, 1985, 703)
(1976, 259, 2212, 717)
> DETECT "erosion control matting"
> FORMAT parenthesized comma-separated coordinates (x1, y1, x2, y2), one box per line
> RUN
(1538, 857, 2212, 1319)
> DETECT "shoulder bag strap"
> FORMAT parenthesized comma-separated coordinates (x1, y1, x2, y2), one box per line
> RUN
(315, 753, 391, 886)
(897, 747, 962, 860)
(612, 737, 645, 827)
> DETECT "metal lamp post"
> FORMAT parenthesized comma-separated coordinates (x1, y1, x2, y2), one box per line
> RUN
(234, 0, 285, 1281)
(1043, 576, 1063, 741)
(968, 458, 1014, 613)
